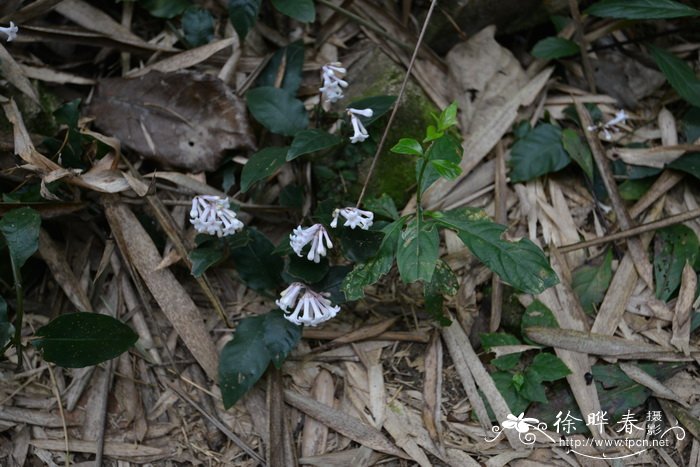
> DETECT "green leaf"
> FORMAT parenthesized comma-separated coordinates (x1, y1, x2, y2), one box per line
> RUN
(437, 102, 459, 132)
(430, 159, 462, 180)
(230, 229, 283, 291)
(257, 41, 305, 94)
(423, 125, 442, 143)
(315, 266, 352, 305)
(669, 152, 700, 179)
(228, 0, 261, 39)
(650, 46, 700, 108)
(347, 96, 397, 126)
(270, 0, 315, 22)
(190, 247, 226, 278)
(396, 219, 440, 283)
(587, 0, 700, 19)
(390, 138, 423, 156)
(682, 107, 700, 143)
(0, 207, 41, 270)
(521, 300, 558, 345)
(247, 87, 308, 136)
(364, 194, 399, 221)
(528, 353, 571, 381)
(424, 260, 458, 326)
(286, 255, 329, 284)
(219, 310, 301, 408)
(34, 313, 138, 368)
(140, 0, 190, 18)
(342, 219, 404, 300)
(182, 8, 214, 47)
(561, 128, 594, 179)
(287, 129, 341, 161)
(491, 371, 531, 416)
(654, 225, 699, 301)
(0, 296, 13, 348)
(241, 147, 288, 192)
(430, 208, 558, 294)
(481, 332, 522, 370)
(619, 177, 655, 201)
(520, 373, 548, 403)
(420, 134, 463, 194)
(338, 228, 384, 263)
(509, 123, 570, 182)
(531, 37, 579, 59)
(572, 249, 613, 314)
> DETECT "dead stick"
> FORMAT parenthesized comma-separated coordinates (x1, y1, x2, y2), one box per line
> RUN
(568, 0, 597, 93)
(490, 142, 507, 332)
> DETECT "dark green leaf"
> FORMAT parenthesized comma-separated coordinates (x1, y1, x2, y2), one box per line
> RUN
(230, 229, 283, 291)
(430, 159, 462, 180)
(482, 332, 522, 370)
(437, 102, 458, 132)
(396, 219, 440, 283)
(521, 300, 558, 345)
(529, 353, 571, 381)
(140, 0, 190, 18)
(182, 8, 214, 46)
(247, 87, 308, 136)
(257, 41, 305, 94)
(561, 128, 594, 179)
(338, 228, 384, 263)
(390, 138, 423, 156)
(287, 129, 341, 161)
(650, 46, 700, 108)
(34, 313, 138, 368)
(0, 296, 13, 347)
(286, 255, 329, 284)
(228, 0, 261, 39)
(509, 123, 570, 182)
(654, 225, 699, 301)
(279, 184, 304, 209)
(315, 266, 352, 304)
(0, 208, 41, 270)
(270, 0, 315, 22)
(423, 288, 450, 326)
(346, 96, 397, 126)
(682, 107, 700, 143)
(572, 249, 613, 314)
(364, 194, 399, 220)
(430, 208, 558, 294)
(531, 37, 579, 59)
(491, 371, 531, 415)
(241, 147, 288, 192)
(619, 177, 655, 201)
(262, 311, 302, 367)
(423, 260, 458, 326)
(420, 134, 463, 194)
(587, 0, 700, 19)
(669, 152, 700, 180)
(190, 247, 226, 278)
(520, 372, 548, 403)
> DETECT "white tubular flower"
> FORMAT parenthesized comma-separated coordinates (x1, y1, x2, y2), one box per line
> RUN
(348, 108, 373, 143)
(290, 223, 333, 263)
(587, 109, 629, 141)
(277, 282, 340, 326)
(0, 22, 17, 42)
(320, 62, 348, 103)
(331, 207, 374, 230)
(189, 195, 244, 237)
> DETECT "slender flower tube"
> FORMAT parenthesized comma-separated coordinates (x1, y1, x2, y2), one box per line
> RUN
(587, 109, 629, 141)
(320, 62, 348, 103)
(331, 207, 374, 230)
(289, 223, 333, 263)
(347, 108, 373, 143)
(276, 282, 340, 326)
(189, 195, 244, 237)
(0, 22, 17, 42)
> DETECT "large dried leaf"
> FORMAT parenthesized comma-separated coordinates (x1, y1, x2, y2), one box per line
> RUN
(88, 71, 255, 172)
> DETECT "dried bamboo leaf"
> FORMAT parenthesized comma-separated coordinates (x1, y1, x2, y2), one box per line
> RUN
(0, 44, 39, 103)
(670, 261, 695, 355)
(619, 362, 687, 406)
(302, 369, 334, 458)
(422, 331, 443, 449)
(30, 439, 169, 461)
(128, 38, 236, 77)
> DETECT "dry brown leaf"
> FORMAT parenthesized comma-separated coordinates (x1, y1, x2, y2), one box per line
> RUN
(0, 44, 39, 103)
(301, 369, 334, 458)
(20, 64, 96, 86)
(619, 362, 687, 406)
(422, 331, 443, 449)
(611, 145, 700, 169)
(128, 38, 236, 77)
(55, 0, 145, 45)
(671, 261, 695, 355)
(29, 439, 169, 462)
(87, 71, 255, 172)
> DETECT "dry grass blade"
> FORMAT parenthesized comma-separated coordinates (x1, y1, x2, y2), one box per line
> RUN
(310, 317, 399, 353)
(422, 331, 443, 450)
(29, 439, 169, 462)
(268, 368, 296, 466)
(55, 0, 145, 45)
(670, 261, 695, 355)
(619, 362, 687, 406)
(0, 44, 39, 103)
(301, 370, 334, 458)
(103, 199, 219, 380)
(128, 38, 236, 77)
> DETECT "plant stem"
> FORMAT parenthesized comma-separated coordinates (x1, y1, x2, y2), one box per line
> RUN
(415, 156, 430, 221)
(10, 255, 23, 370)
(355, 0, 438, 208)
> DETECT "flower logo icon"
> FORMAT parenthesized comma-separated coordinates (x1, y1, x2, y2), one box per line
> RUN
(502, 413, 540, 433)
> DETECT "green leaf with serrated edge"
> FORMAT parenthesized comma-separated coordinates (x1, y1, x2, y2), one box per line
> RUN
(420, 134, 462, 194)
(521, 300, 558, 345)
(429, 208, 558, 294)
(286, 255, 329, 284)
(182, 8, 214, 46)
(0, 296, 13, 347)
(241, 147, 288, 192)
(396, 219, 439, 283)
(338, 228, 384, 263)
(141, 0, 190, 18)
(437, 102, 458, 132)
(228, 0, 261, 39)
(509, 123, 570, 182)
(0, 207, 41, 270)
(650, 46, 700, 108)
(364, 194, 399, 220)
(572, 249, 613, 314)
(247, 87, 308, 136)
(561, 128, 594, 179)
(430, 159, 462, 180)
(587, 0, 700, 19)
(529, 353, 571, 382)
(390, 138, 423, 156)
(481, 333, 522, 371)
(346, 96, 397, 126)
(654, 225, 699, 301)
(315, 265, 352, 305)
(219, 310, 301, 408)
(34, 313, 138, 368)
(520, 373, 548, 403)
(531, 37, 579, 59)
(342, 218, 404, 300)
(257, 40, 305, 94)
(669, 152, 700, 180)
(230, 229, 283, 291)
(270, 0, 315, 22)
(287, 129, 341, 161)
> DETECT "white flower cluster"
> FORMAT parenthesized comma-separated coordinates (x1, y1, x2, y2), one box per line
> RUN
(347, 108, 373, 144)
(189, 195, 244, 237)
(331, 207, 374, 230)
(320, 62, 348, 103)
(0, 22, 17, 42)
(276, 282, 340, 326)
(588, 110, 629, 141)
(290, 223, 333, 263)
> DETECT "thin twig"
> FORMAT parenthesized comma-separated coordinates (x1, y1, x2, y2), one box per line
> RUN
(47, 365, 70, 467)
(356, 0, 438, 207)
(568, 0, 597, 93)
(558, 207, 700, 253)
(490, 142, 507, 332)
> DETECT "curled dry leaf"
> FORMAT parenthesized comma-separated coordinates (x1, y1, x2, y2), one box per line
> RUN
(87, 71, 255, 172)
